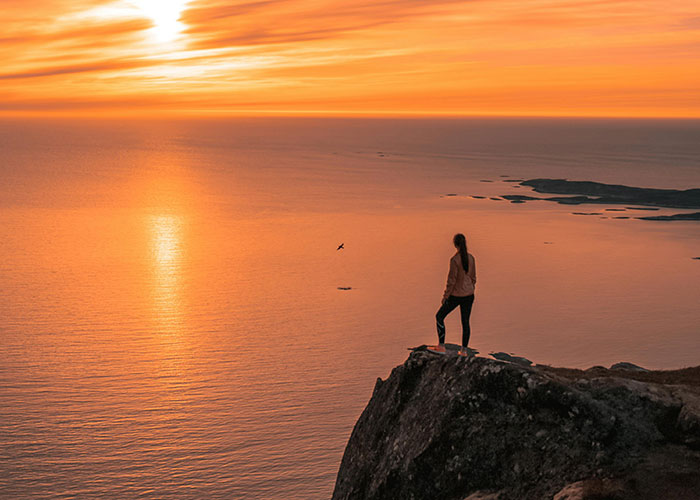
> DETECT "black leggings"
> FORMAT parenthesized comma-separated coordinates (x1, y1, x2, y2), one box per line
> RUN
(436, 294, 475, 347)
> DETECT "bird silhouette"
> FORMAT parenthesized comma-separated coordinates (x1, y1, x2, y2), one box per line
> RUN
(336, 243, 344, 250)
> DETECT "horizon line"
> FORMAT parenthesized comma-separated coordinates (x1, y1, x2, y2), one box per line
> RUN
(3, 109, 700, 120)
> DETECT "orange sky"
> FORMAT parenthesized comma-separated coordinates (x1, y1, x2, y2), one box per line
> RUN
(2, 0, 700, 117)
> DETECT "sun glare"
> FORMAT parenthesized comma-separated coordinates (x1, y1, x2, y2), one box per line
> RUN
(149, 214, 185, 333)
(131, 0, 189, 42)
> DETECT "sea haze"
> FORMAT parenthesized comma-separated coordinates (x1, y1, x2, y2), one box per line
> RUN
(1, 117, 699, 499)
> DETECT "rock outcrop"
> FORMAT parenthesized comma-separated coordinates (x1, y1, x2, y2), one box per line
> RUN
(520, 179, 700, 209)
(637, 212, 700, 221)
(332, 351, 700, 500)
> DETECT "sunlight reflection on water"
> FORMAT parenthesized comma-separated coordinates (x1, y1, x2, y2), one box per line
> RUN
(1, 118, 699, 499)
(150, 214, 185, 332)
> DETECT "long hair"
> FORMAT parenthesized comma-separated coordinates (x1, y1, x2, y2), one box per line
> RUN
(453, 233, 469, 273)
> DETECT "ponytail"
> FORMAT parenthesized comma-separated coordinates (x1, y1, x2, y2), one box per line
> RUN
(453, 233, 469, 273)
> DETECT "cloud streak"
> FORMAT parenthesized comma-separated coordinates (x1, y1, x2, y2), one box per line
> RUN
(1, 0, 700, 116)
(0, 59, 155, 80)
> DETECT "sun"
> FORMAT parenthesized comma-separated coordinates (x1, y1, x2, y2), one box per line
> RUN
(131, 0, 189, 42)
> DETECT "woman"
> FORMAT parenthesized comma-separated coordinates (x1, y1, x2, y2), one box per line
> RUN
(435, 233, 476, 355)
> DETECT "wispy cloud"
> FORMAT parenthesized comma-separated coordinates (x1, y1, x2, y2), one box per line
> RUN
(0, 58, 155, 80)
(1, 0, 700, 116)
(181, 0, 470, 49)
(0, 18, 150, 49)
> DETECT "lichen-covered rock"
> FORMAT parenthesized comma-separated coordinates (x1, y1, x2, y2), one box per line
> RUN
(332, 353, 700, 500)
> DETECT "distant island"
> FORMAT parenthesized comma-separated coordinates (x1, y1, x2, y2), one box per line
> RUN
(520, 179, 700, 209)
(332, 350, 700, 500)
(496, 178, 700, 221)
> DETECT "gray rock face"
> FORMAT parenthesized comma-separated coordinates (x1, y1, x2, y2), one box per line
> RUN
(332, 353, 700, 500)
(488, 352, 532, 366)
(610, 362, 649, 372)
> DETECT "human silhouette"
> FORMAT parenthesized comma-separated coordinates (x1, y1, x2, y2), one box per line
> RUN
(434, 233, 476, 356)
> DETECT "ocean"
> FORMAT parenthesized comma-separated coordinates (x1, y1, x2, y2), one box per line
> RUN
(1, 117, 700, 499)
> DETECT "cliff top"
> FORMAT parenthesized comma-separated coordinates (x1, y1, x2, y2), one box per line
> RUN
(333, 351, 700, 500)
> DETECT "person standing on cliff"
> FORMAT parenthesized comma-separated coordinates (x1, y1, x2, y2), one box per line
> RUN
(434, 233, 476, 356)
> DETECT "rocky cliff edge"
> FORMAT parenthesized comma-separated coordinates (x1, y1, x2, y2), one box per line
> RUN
(332, 350, 700, 500)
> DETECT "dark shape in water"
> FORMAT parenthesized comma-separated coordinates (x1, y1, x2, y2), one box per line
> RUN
(337, 287, 352, 290)
(693, 257, 700, 260)
(626, 207, 660, 211)
(480, 179, 494, 183)
(444, 193, 458, 197)
(503, 179, 524, 182)
(638, 212, 700, 222)
(490, 197, 502, 201)
(471, 195, 486, 199)
(613, 216, 630, 219)
(502, 195, 539, 201)
(545, 195, 593, 205)
(521, 179, 700, 209)
(605, 208, 627, 211)
(572, 212, 603, 216)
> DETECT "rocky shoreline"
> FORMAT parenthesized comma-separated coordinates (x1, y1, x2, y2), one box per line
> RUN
(498, 178, 700, 222)
(332, 351, 700, 500)
(520, 179, 700, 209)
(447, 178, 700, 222)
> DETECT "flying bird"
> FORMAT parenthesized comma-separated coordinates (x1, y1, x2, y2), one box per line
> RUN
(336, 243, 344, 250)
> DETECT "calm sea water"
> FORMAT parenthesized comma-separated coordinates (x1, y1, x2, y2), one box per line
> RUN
(1, 117, 700, 499)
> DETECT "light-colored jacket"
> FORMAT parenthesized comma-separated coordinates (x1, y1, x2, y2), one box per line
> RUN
(443, 252, 476, 300)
